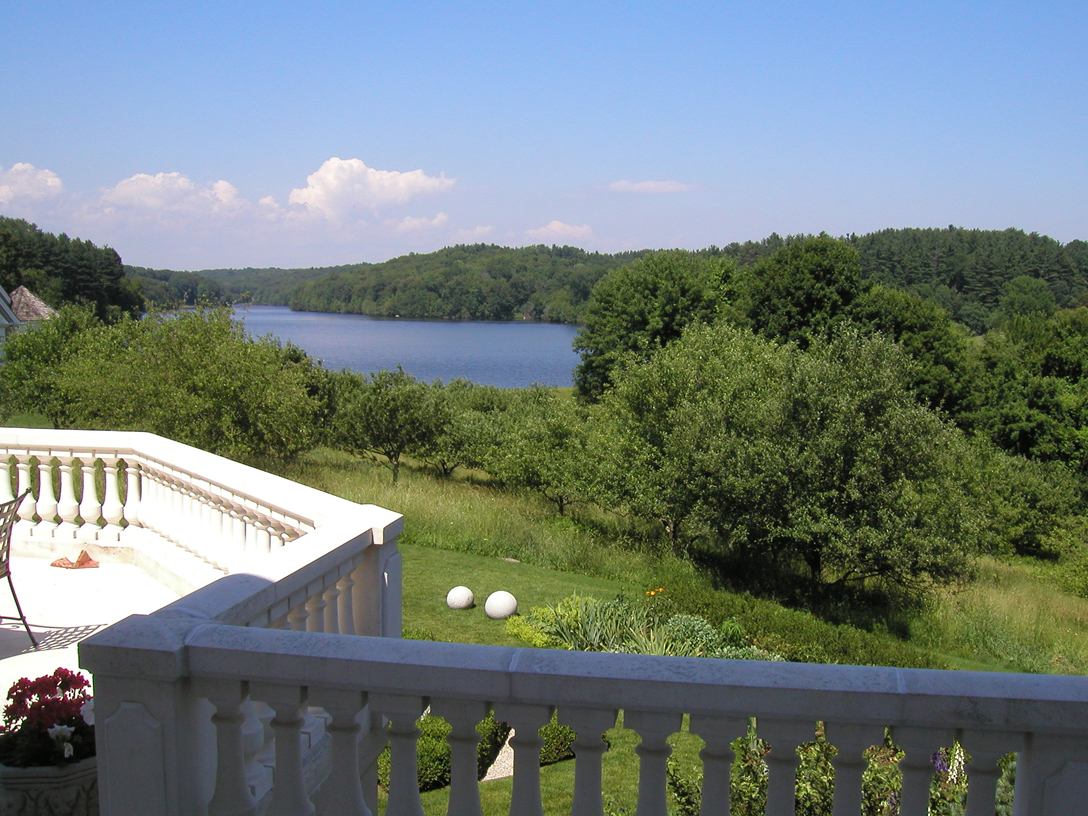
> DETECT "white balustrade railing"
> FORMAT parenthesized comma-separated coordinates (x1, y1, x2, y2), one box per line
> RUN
(0, 428, 403, 594)
(82, 610, 1088, 816)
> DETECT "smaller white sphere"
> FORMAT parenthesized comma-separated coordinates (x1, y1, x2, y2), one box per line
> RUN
(485, 590, 518, 619)
(446, 586, 475, 610)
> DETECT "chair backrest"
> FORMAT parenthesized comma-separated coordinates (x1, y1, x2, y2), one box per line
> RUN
(0, 489, 30, 572)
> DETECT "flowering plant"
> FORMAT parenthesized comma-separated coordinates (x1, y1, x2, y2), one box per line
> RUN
(0, 668, 95, 767)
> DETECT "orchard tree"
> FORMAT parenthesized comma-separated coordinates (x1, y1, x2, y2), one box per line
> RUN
(331, 367, 440, 482)
(486, 387, 588, 514)
(851, 284, 977, 416)
(746, 236, 866, 348)
(591, 324, 788, 548)
(0, 305, 101, 428)
(573, 250, 732, 400)
(43, 309, 325, 459)
(595, 323, 982, 595)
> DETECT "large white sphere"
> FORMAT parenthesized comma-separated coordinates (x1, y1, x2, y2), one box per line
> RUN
(485, 590, 518, 619)
(446, 586, 475, 610)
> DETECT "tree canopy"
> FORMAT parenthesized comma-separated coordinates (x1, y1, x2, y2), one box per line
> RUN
(573, 250, 731, 399)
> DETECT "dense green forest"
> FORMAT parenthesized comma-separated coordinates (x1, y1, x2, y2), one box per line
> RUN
(0, 216, 142, 320)
(287, 244, 648, 322)
(5, 217, 1086, 333)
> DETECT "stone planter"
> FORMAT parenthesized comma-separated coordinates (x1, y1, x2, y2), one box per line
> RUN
(0, 755, 98, 816)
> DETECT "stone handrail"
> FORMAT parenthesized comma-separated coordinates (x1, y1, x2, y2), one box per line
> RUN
(81, 613, 1088, 816)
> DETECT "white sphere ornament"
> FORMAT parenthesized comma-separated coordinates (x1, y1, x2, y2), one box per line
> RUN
(446, 586, 475, 610)
(485, 590, 518, 620)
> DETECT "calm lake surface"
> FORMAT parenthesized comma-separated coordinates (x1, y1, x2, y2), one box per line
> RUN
(236, 306, 581, 389)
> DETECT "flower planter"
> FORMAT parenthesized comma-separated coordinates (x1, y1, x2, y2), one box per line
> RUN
(0, 755, 97, 816)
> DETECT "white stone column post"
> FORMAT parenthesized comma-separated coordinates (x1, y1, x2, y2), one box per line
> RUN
(494, 702, 553, 816)
(892, 726, 953, 816)
(824, 722, 885, 816)
(250, 682, 315, 816)
(372, 694, 427, 816)
(80, 615, 217, 816)
(626, 711, 682, 816)
(56, 457, 80, 537)
(431, 699, 490, 816)
(308, 688, 371, 816)
(35, 453, 58, 533)
(0, 454, 13, 504)
(559, 707, 618, 816)
(79, 457, 102, 538)
(688, 715, 747, 816)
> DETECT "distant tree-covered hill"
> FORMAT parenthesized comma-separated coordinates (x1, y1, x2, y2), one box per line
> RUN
(715, 227, 1087, 332)
(0, 216, 142, 320)
(288, 244, 650, 323)
(196, 266, 349, 305)
(124, 265, 336, 307)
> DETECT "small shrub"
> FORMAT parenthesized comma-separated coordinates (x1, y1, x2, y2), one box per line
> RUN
(476, 712, 511, 780)
(377, 709, 513, 793)
(539, 711, 576, 765)
(666, 756, 701, 816)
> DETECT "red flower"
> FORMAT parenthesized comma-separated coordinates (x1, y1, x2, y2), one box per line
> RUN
(2, 668, 91, 735)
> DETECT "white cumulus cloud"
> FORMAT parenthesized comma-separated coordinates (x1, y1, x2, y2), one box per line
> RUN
(525, 220, 594, 241)
(607, 180, 696, 193)
(0, 163, 65, 204)
(388, 213, 449, 232)
(98, 172, 245, 216)
(288, 157, 454, 219)
(454, 225, 494, 241)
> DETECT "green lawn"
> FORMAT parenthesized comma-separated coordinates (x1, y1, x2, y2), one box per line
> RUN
(400, 542, 637, 647)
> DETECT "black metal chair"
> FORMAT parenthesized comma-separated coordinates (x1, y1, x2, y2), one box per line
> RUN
(0, 490, 35, 648)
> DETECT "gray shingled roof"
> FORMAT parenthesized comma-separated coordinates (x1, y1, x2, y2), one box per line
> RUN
(10, 286, 56, 322)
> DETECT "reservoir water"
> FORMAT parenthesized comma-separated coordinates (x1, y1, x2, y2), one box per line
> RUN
(236, 306, 581, 389)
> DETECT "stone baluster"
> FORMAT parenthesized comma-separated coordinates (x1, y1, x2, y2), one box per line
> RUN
(254, 513, 272, 555)
(122, 460, 142, 532)
(893, 727, 953, 816)
(56, 456, 80, 538)
(135, 466, 158, 534)
(270, 519, 288, 551)
(336, 572, 356, 636)
(244, 507, 260, 557)
(79, 457, 102, 537)
(196, 679, 258, 816)
(824, 722, 885, 816)
(323, 582, 341, 634)
(227, 498, 247, 566)
(101, 457, 125, 539)
(288, 600, 309, 632)
(309, 688, 371, 816)
(760, 719, 818, 816)
(239, 698, 272, 801)
(495, 703, 553, 816)
(961, 731, 1017, 816)
(688, 715, 747, 816)
(34, 455, 58, 529)
(251, 682, 315, 816)
(0, 455, 14, 504)
(560, 707, 618, 816)
(305, 591, 327, 633)
(15, 455, 35, 529)
(432, 699, 489, 816)
(625, 711, 681, 816)
(195, 485, 221, 564)
(372, 694, 427, 816)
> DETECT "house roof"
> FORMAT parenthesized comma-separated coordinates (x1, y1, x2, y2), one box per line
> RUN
(9, 286, 56, 322)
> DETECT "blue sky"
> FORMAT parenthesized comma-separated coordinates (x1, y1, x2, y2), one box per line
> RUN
(2, 0, 1085, 270)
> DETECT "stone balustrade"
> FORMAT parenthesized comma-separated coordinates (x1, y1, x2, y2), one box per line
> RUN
(82, 608, 1088, 816)
(0, 428, 398, 593)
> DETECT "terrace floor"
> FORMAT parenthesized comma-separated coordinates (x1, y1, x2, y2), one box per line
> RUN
(0, 554, 179, 697)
